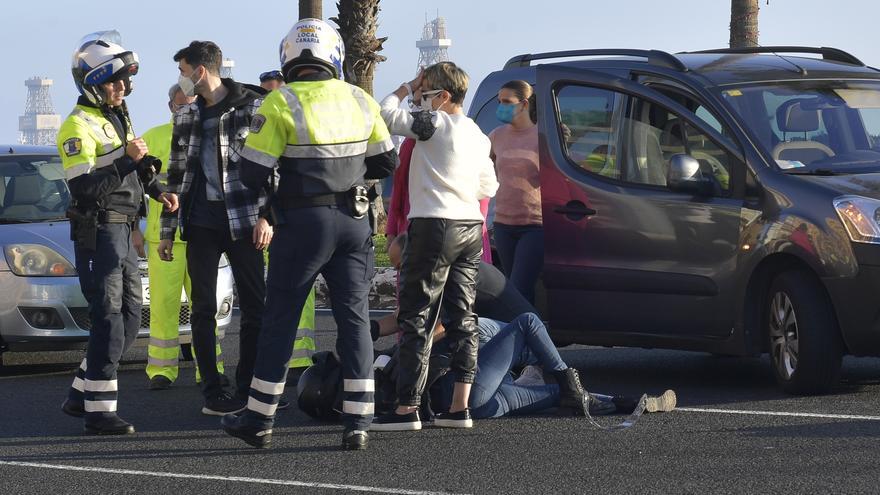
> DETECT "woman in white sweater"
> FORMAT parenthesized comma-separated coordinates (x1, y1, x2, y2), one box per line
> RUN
(372, 62, 498, 432)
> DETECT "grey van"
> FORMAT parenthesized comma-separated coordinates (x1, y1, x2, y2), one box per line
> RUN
(469, 47, 880, 393)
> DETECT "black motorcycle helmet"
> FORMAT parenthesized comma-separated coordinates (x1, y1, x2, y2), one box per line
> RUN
(296, 351, 343, 420)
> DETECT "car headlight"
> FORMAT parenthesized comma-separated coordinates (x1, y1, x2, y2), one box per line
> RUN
(219, 254, 229, 268)
(4, 244, 76, 277)
(834, 195, 880, 244)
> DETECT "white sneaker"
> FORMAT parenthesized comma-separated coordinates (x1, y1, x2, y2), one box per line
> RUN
(645, 390, 677, 413)
(514, 365, 545, 386)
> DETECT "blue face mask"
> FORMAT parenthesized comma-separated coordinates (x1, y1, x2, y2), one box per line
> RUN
(496, 103, 520, 124)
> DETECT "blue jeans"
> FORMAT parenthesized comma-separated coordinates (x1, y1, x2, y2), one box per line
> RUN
(468, 313, 566, 418)
(493, 223, 544, 304)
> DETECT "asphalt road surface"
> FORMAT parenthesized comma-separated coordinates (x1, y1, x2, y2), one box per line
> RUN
(3, 311, 880, 494)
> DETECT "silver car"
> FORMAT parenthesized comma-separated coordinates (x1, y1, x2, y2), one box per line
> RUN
(0, 145, 234, 361)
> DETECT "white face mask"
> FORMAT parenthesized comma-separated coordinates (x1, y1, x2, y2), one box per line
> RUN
(419, 90, 442, 112)
(178, 67, 201, 97)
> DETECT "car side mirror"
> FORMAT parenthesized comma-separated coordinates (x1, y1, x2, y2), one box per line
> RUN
(667, 153, 713, 196)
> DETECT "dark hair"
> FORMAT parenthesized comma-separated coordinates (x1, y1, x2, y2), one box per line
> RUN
(501, 80, 537, 124)
(173, 41, 223, 76)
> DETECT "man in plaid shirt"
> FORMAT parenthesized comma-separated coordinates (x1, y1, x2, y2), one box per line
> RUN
(158, 41, 273, 415)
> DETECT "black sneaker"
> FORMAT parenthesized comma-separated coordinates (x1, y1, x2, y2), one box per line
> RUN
(434, 409, 473, 428)
(61, 399, 84, 418)
(277, 398, 290, 411)
(149, 375, 172, 391)
(342, 430, 368, 450)
(202, 392, 246, 416)
(221, 413, 272, 449)
(371, 410, 422, 431)
(84, 414, 135, 435)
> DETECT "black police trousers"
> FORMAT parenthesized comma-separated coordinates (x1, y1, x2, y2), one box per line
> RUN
(67, 223, 141, 419)
(396, 218, 483, 407)
(244, 205, 375, 432)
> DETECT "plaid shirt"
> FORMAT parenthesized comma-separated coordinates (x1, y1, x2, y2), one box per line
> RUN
(160, 83, 268, 241)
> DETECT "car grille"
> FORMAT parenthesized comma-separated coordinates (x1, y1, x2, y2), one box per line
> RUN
(70, 305, 192, 331)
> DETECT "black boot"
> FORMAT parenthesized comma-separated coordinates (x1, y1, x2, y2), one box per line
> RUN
(553, 368, 588, 413)
(84, 414, 135, 435)
(222, 412, 273, 449)
(61, 399, 85, 418)
(342, 430, 368, 451)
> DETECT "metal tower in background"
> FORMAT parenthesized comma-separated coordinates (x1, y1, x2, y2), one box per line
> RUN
(416, 15, 452, 70)
(220, 58, 235, 79)
(19, 77, 61, 146)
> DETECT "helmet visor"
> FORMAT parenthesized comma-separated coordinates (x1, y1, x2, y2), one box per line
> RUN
(84, 51, 139, 86)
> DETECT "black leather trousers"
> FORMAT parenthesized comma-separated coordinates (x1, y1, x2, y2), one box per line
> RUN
(396, 218, 483, 407)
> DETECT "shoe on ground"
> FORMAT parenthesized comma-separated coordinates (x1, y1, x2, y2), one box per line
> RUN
(61, 399, 85, 418)
(371, 410, 422, 431)
(202, 391, 246, 416)
(285, 367, 308, 388)
(514, 365, 545, 386)
(646, 390, 677, 413)
(434, 409, 473, 428)
(149, 375, 172, 391)
(221, 413, 272, 449)
(342, 430, 368, 451)
(84, 415, 135, 435)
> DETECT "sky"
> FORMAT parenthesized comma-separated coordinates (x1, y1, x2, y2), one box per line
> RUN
(3, 0, 880, 142)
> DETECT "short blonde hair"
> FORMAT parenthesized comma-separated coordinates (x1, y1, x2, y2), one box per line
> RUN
(424, 62, 468, 104)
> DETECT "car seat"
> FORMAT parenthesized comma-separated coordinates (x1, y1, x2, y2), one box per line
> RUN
(2, 175, 47, 218)
(771, 99, 835, 165)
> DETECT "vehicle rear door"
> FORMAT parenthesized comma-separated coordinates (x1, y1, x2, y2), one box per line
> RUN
(537, 65, 746, 339)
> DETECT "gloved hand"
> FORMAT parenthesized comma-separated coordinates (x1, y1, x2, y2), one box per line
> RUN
(137, 155, 162, 185)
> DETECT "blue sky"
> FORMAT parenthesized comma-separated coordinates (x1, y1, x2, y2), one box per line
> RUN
(2, 0, 879, 142)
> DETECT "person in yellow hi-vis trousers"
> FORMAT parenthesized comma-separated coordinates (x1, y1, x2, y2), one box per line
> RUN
(141, 84, 225, 390)
(261, 249, 315, 386)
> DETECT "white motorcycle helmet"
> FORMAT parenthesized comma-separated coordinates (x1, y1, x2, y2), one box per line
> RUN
(279, 19, 345, 81)
(71, 31, 139, 105)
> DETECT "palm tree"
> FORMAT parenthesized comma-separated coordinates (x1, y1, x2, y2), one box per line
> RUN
(730, 0, 760, 48)
(331, 0, 388, 96)
(300, 0, 322, 19)
(331, 0, 389, 231)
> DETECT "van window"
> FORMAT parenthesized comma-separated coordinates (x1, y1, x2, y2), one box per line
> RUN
(556, 85, 622, 180)
(555, 85, 733, 192)
(722, 81, 880, 172)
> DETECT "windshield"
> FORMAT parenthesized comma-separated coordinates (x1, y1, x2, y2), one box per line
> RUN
(720, 80, 880, 173)
(0, 155, 71, 223)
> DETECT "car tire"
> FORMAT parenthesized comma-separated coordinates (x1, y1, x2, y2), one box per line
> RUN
(180, 343, 194, 362)
(765, 270, 843, 395)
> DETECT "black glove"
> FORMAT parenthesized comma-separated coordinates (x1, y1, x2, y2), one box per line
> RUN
(137, 155, 162, 185)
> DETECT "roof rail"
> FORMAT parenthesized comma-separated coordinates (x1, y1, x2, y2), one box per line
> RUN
(683, 46, 864, 66)
(503, 49, 688, 72)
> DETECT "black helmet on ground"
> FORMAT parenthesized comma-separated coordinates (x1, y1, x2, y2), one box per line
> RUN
(296, 351, 343, 420)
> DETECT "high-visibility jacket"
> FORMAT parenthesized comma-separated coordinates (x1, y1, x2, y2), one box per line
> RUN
(141, 122, 183, 244)
(57, 100, 142, 216)
(240, 78, 395, 197)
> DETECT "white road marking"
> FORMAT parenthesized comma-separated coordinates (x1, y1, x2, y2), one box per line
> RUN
(0, 461, 467, 495)
(678, 407, 880, 421)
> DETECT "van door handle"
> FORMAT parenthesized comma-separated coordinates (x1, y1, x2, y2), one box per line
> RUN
(553, 202, 597, 220)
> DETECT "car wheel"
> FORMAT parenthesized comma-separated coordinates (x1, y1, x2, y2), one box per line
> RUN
(180, 343, 194, 362)
(765, 270, 843, 395)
